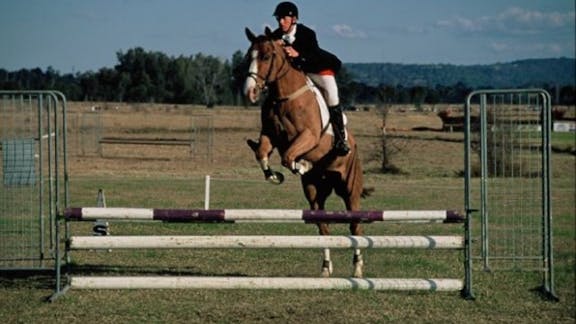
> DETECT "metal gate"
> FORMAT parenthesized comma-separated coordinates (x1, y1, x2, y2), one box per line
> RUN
(0, 91, 68, 270)
(464, 89, 556, 299)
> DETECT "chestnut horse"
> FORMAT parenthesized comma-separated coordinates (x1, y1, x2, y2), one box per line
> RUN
(243, 27, 368, 278)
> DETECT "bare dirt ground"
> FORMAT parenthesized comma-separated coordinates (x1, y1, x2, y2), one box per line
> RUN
(66, 102, 465, 178)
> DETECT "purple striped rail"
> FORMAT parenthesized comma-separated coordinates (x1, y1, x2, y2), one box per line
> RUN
(64, 208, 464, 223)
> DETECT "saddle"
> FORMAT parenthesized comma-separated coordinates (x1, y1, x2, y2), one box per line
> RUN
(305, 78, 347, 139)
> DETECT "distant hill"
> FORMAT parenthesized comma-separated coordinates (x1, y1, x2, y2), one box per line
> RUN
(344, 58, 575, 88)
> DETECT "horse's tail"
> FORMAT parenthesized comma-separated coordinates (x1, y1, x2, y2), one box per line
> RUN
(346, 142, 375, 200)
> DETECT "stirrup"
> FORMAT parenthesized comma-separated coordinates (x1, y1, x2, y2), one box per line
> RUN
(333, 139, 350, 156)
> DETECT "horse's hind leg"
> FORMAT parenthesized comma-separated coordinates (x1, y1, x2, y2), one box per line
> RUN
(303, 175, 333, 278)
(317, 223, 333, 277)
(350, 222, 364, 278)
(345, 168, 365, 278)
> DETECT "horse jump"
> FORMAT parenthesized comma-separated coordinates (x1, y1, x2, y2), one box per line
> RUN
(64, 207, 464, 223)
(62, 207, 470, 295)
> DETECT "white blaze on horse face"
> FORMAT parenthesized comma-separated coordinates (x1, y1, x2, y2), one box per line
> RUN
(243, 49, 260, 103)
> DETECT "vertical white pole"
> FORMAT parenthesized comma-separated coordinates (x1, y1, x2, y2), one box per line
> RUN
(94, 189, 109, 236)
(204, 175, 210, 210)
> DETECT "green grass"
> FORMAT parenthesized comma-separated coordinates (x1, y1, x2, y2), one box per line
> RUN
(1, 172, 574, 323)
(551, 132, 575, 153)
(1, 107, 574, 323)
(551, 132, 575, 144)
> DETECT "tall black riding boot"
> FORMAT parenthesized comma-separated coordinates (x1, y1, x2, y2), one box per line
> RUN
(329, 105, 350, 156)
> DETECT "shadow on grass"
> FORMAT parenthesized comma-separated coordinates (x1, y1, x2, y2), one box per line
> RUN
(69, 263, 249, 277)
(0, 270, 56, 289)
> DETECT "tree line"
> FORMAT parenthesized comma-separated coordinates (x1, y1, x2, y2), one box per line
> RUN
(1, 47, 574, 106)
(347, 58, 576, 89)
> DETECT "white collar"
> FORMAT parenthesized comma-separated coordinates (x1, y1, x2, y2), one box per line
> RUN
(288, 24, 297, 38)
(283, 24, 297, 44)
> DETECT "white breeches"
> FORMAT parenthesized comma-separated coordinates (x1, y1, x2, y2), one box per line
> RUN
(307, 73, 340, 107)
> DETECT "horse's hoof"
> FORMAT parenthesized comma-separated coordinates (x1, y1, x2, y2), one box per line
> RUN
(289, 160, 312, 175)
(321, 260, 333, 277)
(353, 255, 364, 278)
(266, 171, 284, 185)
(295, 160, 313, 175)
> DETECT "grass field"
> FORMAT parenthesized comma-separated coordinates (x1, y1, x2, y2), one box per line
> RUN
(1, 102, 574, 323)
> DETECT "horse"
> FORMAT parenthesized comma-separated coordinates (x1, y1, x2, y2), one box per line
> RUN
(243, 27, 369, 278)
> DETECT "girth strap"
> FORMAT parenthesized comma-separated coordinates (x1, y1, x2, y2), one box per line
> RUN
(277, 84, 311, 102)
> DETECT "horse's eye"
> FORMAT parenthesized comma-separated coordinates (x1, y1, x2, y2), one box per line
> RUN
(261, 53, 272, 61)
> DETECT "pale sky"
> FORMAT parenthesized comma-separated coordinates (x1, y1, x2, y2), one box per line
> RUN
(0, 0, 574, 73)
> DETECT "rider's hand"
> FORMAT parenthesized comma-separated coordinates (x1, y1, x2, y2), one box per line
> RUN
(284, 46, 299, 58)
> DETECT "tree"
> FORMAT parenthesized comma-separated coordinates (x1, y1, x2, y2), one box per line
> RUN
(191, 54, 227, 107)
(410, 86, 427, 110)
(336, 66, 356, 107)
(79, 71, 98, 101)
(96, 68, 118, 101)
(231, 50, 248, 106)
(377, 88, 405, 174)
(168, 56, 196, 103)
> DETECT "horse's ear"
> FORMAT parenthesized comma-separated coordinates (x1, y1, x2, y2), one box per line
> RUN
(264, 26, 273, 37)
(245, 28, 256, 42)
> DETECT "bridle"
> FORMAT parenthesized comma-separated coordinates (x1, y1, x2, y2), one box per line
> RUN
(245, 32, 329, 135)
(246, 39, 293, 93)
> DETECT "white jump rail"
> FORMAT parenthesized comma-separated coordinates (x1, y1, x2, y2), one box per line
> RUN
(70, 276, 464, 291)
(68, 235, 464, 250)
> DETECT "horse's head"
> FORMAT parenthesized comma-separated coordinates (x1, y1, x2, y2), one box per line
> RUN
(243, 27, 288, 103)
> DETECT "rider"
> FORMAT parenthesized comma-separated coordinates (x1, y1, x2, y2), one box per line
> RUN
(271, 1, 350, 156)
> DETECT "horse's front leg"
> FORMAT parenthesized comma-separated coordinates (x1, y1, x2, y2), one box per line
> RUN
(282, 129, 317, 175)
(247, 136, 284, 184)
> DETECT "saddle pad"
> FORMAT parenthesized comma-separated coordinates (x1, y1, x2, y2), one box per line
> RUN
(306, 78, 347, 138)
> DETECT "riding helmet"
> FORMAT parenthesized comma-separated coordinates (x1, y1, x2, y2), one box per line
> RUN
(273, 2, 299, 18)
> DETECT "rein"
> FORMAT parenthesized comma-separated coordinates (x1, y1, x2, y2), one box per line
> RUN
(250, 39, 311, 103)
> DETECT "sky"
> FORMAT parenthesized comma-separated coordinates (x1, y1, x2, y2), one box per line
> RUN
(0, 0, 574, 74)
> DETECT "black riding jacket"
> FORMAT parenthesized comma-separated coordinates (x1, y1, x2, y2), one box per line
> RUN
(272, 23, 341, 74)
